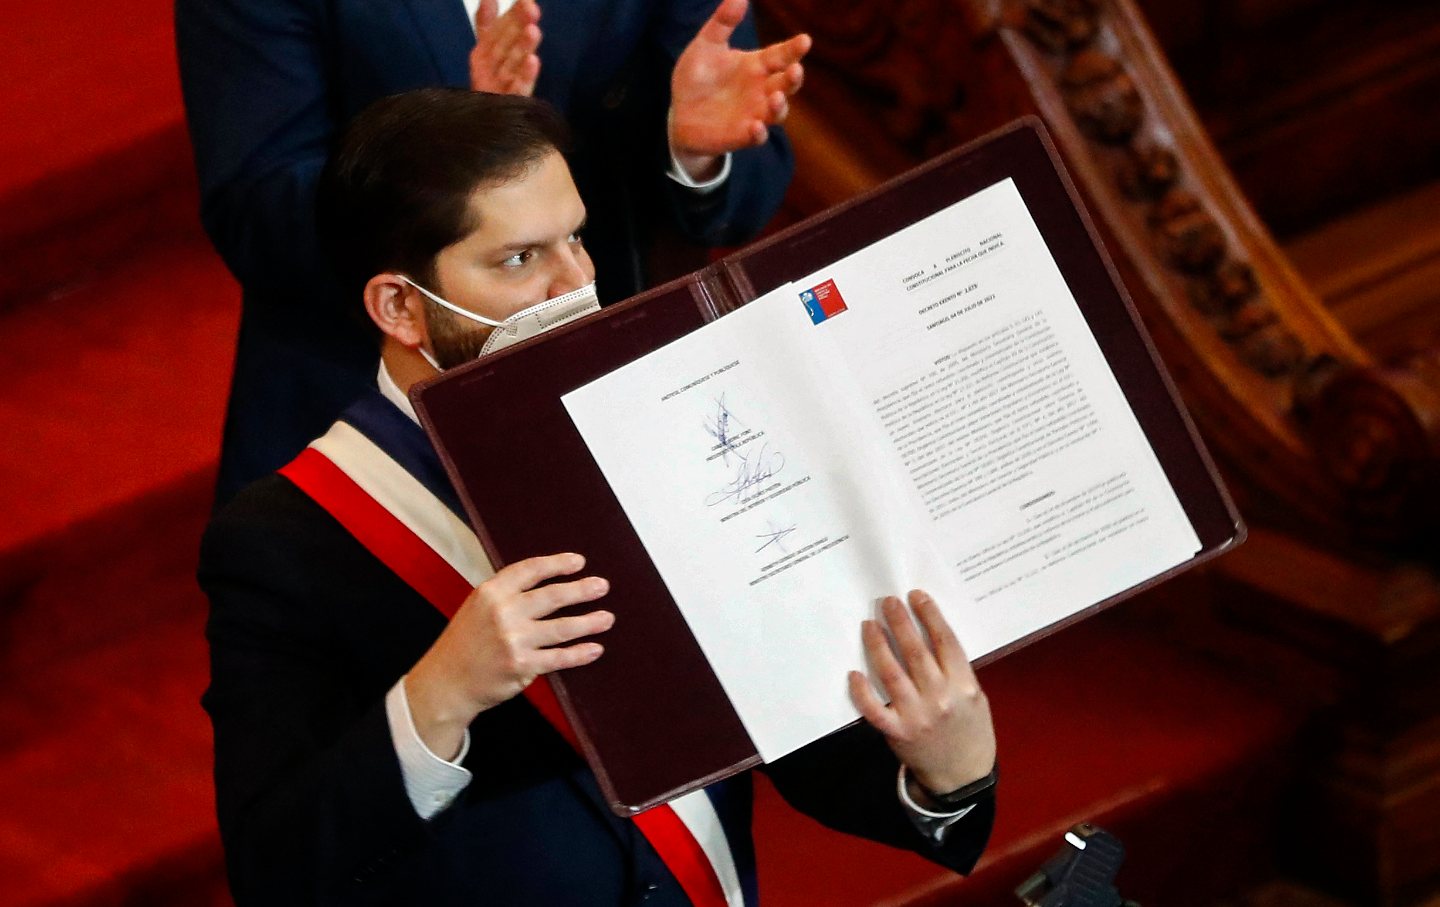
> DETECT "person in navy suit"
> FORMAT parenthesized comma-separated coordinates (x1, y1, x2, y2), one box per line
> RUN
(199, 88, 998, 906)
(176, 0, 810, 503)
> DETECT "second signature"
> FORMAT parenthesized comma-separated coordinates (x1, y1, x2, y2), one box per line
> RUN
(706, 441, 786, 508)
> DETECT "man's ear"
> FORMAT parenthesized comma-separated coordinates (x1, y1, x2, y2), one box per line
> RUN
(364, 274, 428, 348)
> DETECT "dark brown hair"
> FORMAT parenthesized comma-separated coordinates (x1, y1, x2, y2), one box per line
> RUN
(318, 88, 571, 298)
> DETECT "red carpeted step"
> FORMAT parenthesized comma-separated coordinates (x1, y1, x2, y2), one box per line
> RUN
(0, 234, 238, 676)
(0, 608, 230, 907)
(754, 609, 1301, 906)
(0, 233, 234, 898)
(0, 0, 196, 306)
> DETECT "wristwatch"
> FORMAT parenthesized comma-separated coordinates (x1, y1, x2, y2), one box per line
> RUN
(914, 763, 999, 810)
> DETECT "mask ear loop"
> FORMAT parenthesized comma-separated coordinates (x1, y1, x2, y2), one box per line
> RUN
(397, 274, 512, 372)
(397, 275, 508, 328)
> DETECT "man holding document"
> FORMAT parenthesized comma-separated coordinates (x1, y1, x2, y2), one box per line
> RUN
(199, 88, 997, 905)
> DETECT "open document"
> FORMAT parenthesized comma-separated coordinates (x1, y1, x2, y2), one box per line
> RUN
(563, 177, 1200, 762)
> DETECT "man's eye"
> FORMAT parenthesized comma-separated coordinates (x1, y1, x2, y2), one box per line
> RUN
(502, 250, 533, 268)
(568, 232, 585, 245)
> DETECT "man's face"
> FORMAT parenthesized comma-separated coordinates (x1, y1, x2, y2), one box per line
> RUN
(425, 149, 594, 367)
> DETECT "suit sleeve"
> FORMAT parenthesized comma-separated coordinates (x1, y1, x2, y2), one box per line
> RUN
(174, 0, 337, 305)
(761, 722, 996, 875)
(646, 0, 795, 247)
(198, 486, 437, 905)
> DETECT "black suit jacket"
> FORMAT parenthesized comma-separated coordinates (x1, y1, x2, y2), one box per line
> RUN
(175, 0, 798, 502)
(199, 475, 994, 906)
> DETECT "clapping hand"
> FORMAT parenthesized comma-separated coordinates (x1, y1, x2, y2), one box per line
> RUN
(669, 0, 811, 181)
(470, 0, 543, 96)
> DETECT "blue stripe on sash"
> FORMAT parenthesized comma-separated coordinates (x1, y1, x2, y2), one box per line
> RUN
(338, 391, 469, 521)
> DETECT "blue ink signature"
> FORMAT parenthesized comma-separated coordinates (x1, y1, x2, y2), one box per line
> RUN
(706, 442, 785, 508)
(703, 394, 744, 463)
(755, 521, 797, 554)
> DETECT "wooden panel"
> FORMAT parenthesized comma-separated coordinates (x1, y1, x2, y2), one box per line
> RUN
(757, 0, 1440, 543)
(1136, 0, 1440, 238)
(1286, 181, 1440, 363)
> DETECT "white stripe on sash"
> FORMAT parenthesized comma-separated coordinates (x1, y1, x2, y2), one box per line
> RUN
(310, 417, 743, 906)
(669, 790, 745, 907)
(310, 421, 493, 586)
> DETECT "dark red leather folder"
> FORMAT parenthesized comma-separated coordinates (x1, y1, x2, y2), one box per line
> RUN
(412, 118, 1244, 815)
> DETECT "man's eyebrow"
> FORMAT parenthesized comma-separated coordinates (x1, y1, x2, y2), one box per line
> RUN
(493, 239, 544, 253)
(490, 215, 589, 253)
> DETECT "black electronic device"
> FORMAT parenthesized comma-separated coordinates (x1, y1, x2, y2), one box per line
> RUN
(1015, 824, 1139, 907)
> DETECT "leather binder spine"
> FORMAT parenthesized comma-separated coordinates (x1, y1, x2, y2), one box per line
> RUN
(689, 261, 755, 321)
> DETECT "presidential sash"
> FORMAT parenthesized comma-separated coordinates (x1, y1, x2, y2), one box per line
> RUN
(281, 410, 743, 907)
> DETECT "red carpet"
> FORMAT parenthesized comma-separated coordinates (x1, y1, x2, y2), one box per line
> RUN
(0, 5, 239, 901)
(0, 612, 225, 907)
(0, 233, 238, 905)
(0, 235, 238, 675)
(0, 0, 194, 305)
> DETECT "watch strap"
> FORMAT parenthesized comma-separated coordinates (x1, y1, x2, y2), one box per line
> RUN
(911, 762, 998, 811)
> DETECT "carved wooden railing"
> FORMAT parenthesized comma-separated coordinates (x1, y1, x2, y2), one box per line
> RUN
(756, 0, 1440, 548)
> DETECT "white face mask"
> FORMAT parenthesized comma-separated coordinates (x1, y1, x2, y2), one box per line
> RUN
(398, 275, 601, 369)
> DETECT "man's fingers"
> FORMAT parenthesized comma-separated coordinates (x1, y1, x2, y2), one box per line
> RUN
(513, 55, 541, 96)
(849, 670, 903, 738)
(522, 574, 610, 617)
(764, 62, 804, 98)
(484, 1, 538, 61)
(497, 0, 541, 35)
(519, 21, 542, 52)
(765, 91, 790, 123)
(756, 96, 788, 127)
(910, 590, 976, 681)
(532, 641, 605, 675)
(697, 0, 748, 47)
(492, 552, 586, 594)
(475, 4, 532, 91)
(882, 595, 945, 693)
(862, 618, 920, 710)
(475, 0, 499, 30)
(759, 32, 811, 72)
(496, 31, 536, 82)
(535, 609, 615, 648)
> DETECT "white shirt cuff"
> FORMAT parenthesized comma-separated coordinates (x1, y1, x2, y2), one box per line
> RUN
(667, 150, 732, 193)
(896, 764, 977, 844)
(385, 677, 473, 820)
(665, 108, 732, 194)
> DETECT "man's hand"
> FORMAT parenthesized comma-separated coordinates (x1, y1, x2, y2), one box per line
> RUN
(668, 0, 811, 181)
(849, 590, 997, 796)
(405, 553, 613, 759)
(469, 0, 543, 96)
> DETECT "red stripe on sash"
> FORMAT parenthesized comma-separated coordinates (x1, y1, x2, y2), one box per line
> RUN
(283, 450, 472, 616)
(281, 447, 729, 907)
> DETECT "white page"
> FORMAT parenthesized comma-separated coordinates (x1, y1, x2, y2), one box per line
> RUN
(791, 178, 1201, 658)
(563, 284, 965, 760)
